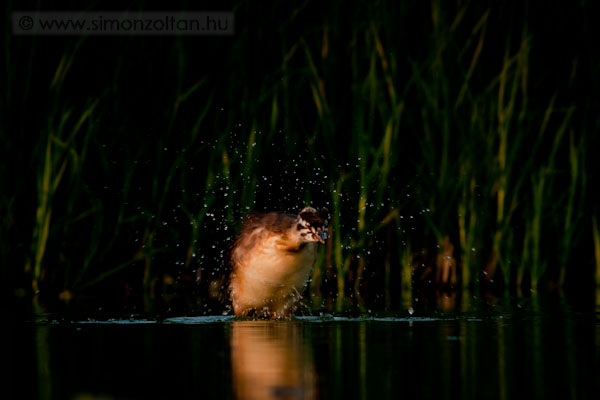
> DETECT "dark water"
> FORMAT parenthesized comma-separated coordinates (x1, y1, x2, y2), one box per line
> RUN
(7, 299, 600, 399)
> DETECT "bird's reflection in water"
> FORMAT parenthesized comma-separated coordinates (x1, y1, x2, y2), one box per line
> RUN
(230, 320, 315, 400)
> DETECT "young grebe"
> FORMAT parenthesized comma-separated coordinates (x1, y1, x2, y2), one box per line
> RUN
(230, 207, 328, 318)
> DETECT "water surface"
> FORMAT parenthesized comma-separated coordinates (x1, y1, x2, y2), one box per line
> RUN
(8, 300, 599, 399)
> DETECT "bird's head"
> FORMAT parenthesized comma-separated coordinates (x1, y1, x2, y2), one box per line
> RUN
(296, 207, 329, 243)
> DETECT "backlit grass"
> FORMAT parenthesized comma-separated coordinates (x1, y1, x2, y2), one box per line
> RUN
(1, 1, 598, 311)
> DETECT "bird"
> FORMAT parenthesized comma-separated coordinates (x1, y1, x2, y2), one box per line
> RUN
(229, 206, 329, 319)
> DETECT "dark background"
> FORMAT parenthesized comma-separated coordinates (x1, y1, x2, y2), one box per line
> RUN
(2, 0, 599, 317)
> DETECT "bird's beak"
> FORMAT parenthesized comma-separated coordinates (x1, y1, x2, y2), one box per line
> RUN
(317, 231, 327, 243)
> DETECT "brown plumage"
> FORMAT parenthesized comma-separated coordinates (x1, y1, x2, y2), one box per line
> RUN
(230, 207, 328, 318)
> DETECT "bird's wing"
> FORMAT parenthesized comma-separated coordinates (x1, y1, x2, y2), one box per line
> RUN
(232, 212, 297, 264)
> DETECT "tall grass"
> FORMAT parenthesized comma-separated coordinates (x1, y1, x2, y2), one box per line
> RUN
(1, 1, 597, 311)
